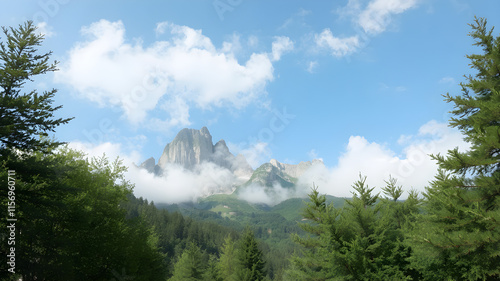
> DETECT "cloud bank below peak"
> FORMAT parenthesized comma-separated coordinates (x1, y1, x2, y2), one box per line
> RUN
(56, 20, 292, 129)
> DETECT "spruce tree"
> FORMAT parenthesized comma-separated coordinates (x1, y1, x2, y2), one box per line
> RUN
(236, 228, 267, 281)
(204, 254, 222, 281)
(286, 177, 420, 280)
(0, 21, 72, 153)
(285, 187, 339, 281)
(169, 241, 207, 281)
(217, 235, 241, 281)
(409, 17, 500, 280)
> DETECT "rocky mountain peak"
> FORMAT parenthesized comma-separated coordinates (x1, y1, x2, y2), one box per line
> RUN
(144, 127, 252, 178)
(158, 127, 214, 170)
(214, 139, 229, 153)
(139, 157, 162, 175)
(200, 126, 210, 135)
(139, 157, 156, 172)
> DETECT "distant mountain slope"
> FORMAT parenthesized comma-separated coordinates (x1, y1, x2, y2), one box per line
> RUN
(158, 194, 348, 224)
(237, 158, 325, 190)
(243, 162, 297, 188)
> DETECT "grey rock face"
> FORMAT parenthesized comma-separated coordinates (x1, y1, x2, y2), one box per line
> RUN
(140, 157, 156, 173)
(138, 157, 162, 175)
(145, 127, 253, 176)
(211, 139, 253, 177)
(158, 127, 214, 170)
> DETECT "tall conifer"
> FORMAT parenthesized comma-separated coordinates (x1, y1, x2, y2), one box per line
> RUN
(237, 228, 267, 281)
(410, 17, 500, 280)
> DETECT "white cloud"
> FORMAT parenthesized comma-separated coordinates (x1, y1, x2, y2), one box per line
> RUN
(337, 0, 363, 19)
(57, 20, 276, 128)
(36, 22, 55, 38)
(358, 0, 419, 34)
(271, 36, 294, 61)
(315, 29, 360, 57)
(228, 141, 271, 169)
(297, 120, 469, 198)
(146, 97, 192, 132)
(314, 0, 418, 58)
(130, 162, 245, 203)
(67, 141, 141, 164)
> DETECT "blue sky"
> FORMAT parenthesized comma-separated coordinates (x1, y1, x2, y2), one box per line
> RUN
(2, 1, 499, 200)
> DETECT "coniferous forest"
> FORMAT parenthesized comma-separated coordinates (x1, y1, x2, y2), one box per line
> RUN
(1, 16, 499, 281)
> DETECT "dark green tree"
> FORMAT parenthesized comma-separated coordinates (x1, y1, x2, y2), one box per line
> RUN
(409, 17, 500, 280)
(285, 187, 339, 281)
(0, 21, 170, 280)
(236, 228, 267, 281)
(0, 21, 72, 153)
(286, 177, 420, 280)
(1, 149, 167, 281)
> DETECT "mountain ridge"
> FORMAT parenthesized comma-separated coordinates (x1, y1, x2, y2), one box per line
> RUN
(139, 127, 325, 203)
(143, 127, 253, 177)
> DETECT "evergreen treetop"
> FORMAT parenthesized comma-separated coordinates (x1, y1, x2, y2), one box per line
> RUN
(0, 21, 72, 153)
(435, 16, 500, 176)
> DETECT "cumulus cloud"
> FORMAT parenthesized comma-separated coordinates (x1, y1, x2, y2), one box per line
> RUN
(358, 0, 419, 34)
(297, 120, 469, 198)
(271, 36, 294, 61)
(315, 29, 360, 57)
(57, 20, 279, 127)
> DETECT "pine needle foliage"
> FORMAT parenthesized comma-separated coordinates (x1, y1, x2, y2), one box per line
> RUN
(409, 17, 500, 281)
